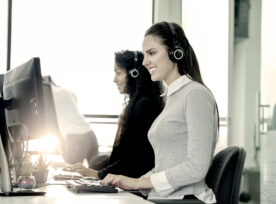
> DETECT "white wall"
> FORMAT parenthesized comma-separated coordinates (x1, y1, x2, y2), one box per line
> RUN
(153, 0, 182, 24)
(228, 0, 262, 168)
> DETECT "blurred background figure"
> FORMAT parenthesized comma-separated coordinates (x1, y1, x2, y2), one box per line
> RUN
(43, 76, 99, 165)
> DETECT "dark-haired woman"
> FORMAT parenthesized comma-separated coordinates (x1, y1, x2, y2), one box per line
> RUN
(68, 50, 164, 180)
(101, 22, 219, 204)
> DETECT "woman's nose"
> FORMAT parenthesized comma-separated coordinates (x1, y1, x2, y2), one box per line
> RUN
(142, 57, 149, 67)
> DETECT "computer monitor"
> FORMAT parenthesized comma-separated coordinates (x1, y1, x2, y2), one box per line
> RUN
(3, 58, 45, 141)
(39, 79, 63, 153)
(0, 57, 61, 195)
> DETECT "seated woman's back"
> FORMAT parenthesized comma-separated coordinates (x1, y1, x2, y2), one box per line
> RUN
(97, 50, 164, 179)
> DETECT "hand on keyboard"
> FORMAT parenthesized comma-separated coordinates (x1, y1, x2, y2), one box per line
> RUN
(63, 163, 99, 178)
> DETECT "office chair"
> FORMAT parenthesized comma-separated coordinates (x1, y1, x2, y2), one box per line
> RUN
(149, 146, 247, 204)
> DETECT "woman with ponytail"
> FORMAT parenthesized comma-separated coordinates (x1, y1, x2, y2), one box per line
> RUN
(101, 22, 219, 204)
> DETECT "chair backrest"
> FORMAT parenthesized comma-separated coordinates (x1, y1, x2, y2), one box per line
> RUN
(205, 146, 246, 204)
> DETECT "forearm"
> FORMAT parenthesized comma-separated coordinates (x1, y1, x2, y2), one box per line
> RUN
(135, 177, 153, 190)
(93, 169, 99, 179)
(79, 167, 99, 178)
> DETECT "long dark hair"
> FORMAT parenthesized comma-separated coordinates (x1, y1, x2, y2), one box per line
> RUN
(114, 50, 164, 146)
(145, 22, 220, 130)
(145, 21, 204, 85)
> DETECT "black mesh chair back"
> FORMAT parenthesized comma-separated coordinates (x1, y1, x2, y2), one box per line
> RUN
(147, 146, 247, 204)
(205, 146, 246, 204)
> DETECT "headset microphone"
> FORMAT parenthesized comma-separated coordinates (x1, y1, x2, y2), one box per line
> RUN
(129, 51, 139, 78)
(166, 22, 185, 62)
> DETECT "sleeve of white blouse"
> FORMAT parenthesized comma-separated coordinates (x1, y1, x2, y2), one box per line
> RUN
(150, 171, 175, 196)
(164, 89, 217, 190)
(140, 170, 175, 197)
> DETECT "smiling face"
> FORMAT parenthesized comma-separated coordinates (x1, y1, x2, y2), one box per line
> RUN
(142, 35, 181, 85)
(113, 64, 127, 94)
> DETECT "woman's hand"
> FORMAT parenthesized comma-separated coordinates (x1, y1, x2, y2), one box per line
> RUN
(64, 163, 99, 178)
(101, 174, 153, 190)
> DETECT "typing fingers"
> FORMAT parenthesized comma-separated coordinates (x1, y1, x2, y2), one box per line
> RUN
(101, 174, 117, 186)
(101, 174, 137, 190)
(63, 163, 84, 171)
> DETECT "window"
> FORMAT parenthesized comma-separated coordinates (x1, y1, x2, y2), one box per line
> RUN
(9, 0, 152, 149)
(0, 0, 9, 73)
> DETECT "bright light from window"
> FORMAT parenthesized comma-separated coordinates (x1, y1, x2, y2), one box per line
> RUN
(182, 0, 228, 117)
(0, 0, 8, 73)
(11, 0, 152, 148)
(28, 135, 59, 153)
(11, 0, 152, 115)
(182, 0, 229, 151)
(261, 0, 276, 108)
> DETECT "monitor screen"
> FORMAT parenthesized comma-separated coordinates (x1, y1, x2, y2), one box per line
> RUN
(0, 57, 61, 195)
(3, 58, 45, 141)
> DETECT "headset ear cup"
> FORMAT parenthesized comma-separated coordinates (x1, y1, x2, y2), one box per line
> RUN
(168, 47, 185, 62)
(129, 68, 139, 78)
(168, 49, 175, 62)
(174, 47, 185, 60)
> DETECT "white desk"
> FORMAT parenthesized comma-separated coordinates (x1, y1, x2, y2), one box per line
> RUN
(0, 185, 154, 204)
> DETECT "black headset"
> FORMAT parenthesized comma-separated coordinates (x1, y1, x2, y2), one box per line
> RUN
(129, 51, 139, 78)
(166, 22, 185, 62)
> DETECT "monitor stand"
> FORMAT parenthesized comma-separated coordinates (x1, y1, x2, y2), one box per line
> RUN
(0, 98, 46, 197)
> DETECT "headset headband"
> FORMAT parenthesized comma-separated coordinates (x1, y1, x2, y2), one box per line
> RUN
(133, 51, 138, 67)
(166, 22, 184, 61)
(167, 23, 178, 47)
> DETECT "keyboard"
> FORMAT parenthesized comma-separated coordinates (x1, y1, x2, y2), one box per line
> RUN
(65, 179, 118, 193)
(54, 174, 83, 180)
